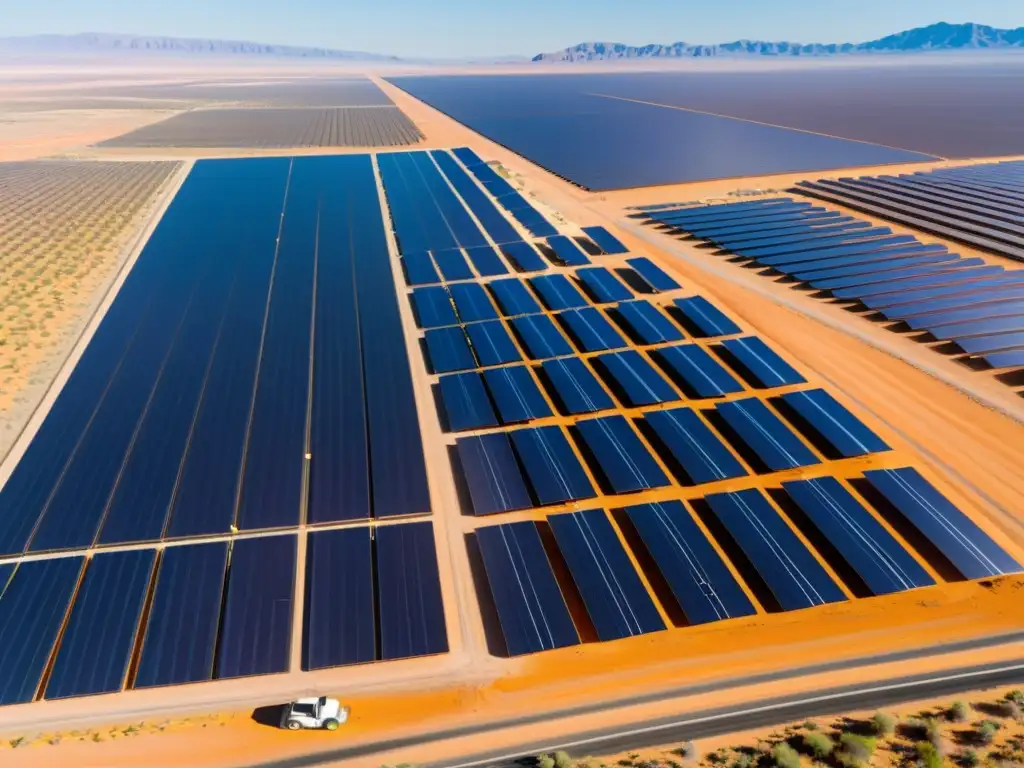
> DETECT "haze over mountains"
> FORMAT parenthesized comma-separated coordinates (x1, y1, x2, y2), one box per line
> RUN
(533, 22, 1024, 62)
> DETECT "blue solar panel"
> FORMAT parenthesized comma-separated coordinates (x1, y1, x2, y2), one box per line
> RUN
(548, 509, 664, 640)
(449, 282, 500, 323)
(656, 200, 808, 226)
(906, 301, 1024, 331)
(431, 151, 522, 246)
(756, 239, 933, 269)
(738, 228, 899, 259)
(411, 287, 457, 329)
(510, 426, 596, 505)
(797, 254, 956, 285)
(453, 146, 484, 167)
(466, 320, 522, 366)
(627, 257, 681, 292)
(691, 212, 846, 242)
(432, 248, 475, 281)
(546, 235, 591, 266)
(643, 407, 747, 485)
(929, 314, 1024, 341)
(540, 357, 616, 415)
(438, 372, 500, 432)
(955, 331, 1024, 356)
(715, 221, 874, 250)
(882, 286, 1024, 322)
(510, 314, 574, 359)
(835, 265, 1006, 301)
(715, 398, 821, 471)
(402, 251, 441, 286)
(718, 336, 806, 388)
(672, 296, 742, 337)
(984, 348, 1024, 369)
(779, 389, 890, 458)
(785, 246, 950, 279)
(863, 467, 1021, 580)
(424, 326, 476, 373)
(626, 501, 756, 623)
(651, 198, 793, 221)
(782, 477, 934, 596)
(582, 226, 629, 255)
(496, 191, 533, 211)
(576, 267, 633, 303)
(512, 208, 559, 238)
(815, 259, 985, 293)
(456, 433, 533, 515)
(482, 365, 553, 423)
(528, 274, 590, 310)
(573, 415, 669, 494)
(501, 241, 548, 272)
(651, 344, 744, 398)
(475, 522, 579, 656)
(557, 307, 628, 352)
(706, 489, 847, 611)
(613, 301, 685, 345)
(594, 350, 680, 407)
(465, 245, 509, 277)
(488, 278, 543, 317)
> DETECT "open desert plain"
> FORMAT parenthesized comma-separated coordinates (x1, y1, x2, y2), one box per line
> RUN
(1, 20, 1024, 768)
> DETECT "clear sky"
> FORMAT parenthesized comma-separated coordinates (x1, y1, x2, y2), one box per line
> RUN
(4, 0, 1024, 59)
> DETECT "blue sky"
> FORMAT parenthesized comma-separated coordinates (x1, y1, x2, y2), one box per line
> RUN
(4, 0, 1023, 58)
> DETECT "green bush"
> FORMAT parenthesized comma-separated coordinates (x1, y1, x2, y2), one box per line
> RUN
(803, 732, 834, 759)
(916, 742, 942, 768)
(770, 743, 801, 768)
(949, 701, 971, 723)
(925, 717, 943, 748)
(538, 755, 556, 768)
(801, 721, 818, 731)
(1006, 690, 1024, 706)
(730, 753, 754, 768)
(554, 752, 574, 768)
(837, 733, 877, 767)
(961, 748, 979, 767)
(872, 712, 896, 736)
(675, 741, 699, 761)
(978, 721, 1000, 745)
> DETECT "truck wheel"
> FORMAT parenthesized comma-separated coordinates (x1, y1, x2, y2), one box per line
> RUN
(285, 720, 302, 731)
(323, 719, 340, 731)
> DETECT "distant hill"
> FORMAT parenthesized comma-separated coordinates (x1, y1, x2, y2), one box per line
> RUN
(0, 32, 399, 61)
(533, 22, 1024, 62)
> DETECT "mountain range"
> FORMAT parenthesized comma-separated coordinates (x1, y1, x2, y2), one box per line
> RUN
(532, 22, 1024, 62)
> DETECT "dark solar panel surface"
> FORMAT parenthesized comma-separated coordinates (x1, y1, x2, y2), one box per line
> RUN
(651, 344, 744, 398)
(716, 398, 820, 471)
(482, 365, 553, 423)
(547, 235, 591, 266)
(510, 314, 574, 359)
(613, 301, 685, 345)
(489, 278, 543, 316)
(465, 246, 509, 277)
(576, 267, 633, 303)
(439, 372, 500, 432)
(456, 432, 533, 515)
(557, 307, 628, 352)
(672, 296, 741, 338)
(582, 226, 629, 254)
(718, 336, 806, 388)
(449, 281, 500, 323)
(541, 357, 616, 415)
(573, 415, 670, 494)
(502, 241, 549, 272)
(510, 426, 596, 505)
(594, 350, 680, 407)
(529, 274, 590, 310)
(412, 287, 458, 329)
(403, 252, 441, 285)
(644, 407, 747, 485)
(424, 326, 476, 373)
(779, 389, 890, 458)
(466, 320, 522, 366)
(626, 257, 681, 292)
(433, 248, 474, 281)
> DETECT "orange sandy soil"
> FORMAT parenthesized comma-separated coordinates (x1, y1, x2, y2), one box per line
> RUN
(3, 69, 1024, 768)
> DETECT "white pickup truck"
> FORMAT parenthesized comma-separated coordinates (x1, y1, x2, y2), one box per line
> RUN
(279, 697, 350, 731)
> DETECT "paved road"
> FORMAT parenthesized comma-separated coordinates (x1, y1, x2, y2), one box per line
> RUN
(248, 632, 1024, 768)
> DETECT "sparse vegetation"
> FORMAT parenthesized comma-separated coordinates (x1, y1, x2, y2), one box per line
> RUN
(949, 701, 971, 722)
(554, 752, 574, 768)
(916, 741, 942, 768)
(836, 733, 876, 767)
(675, 742, 700, 762)
(769, 742, 801, 768)
(979, 720, 1001, 745)
(537, 757, 557, 768)
(729, 754, 754, 768)
(872, 712, 896, 736)
(961, 748, 980, 767)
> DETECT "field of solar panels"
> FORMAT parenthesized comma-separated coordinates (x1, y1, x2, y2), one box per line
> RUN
(3, 138, 1021, 738)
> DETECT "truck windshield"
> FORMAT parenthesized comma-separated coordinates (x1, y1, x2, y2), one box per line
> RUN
(292, 704, 316, 716)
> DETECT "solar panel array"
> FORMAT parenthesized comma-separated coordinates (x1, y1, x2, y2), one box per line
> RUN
(0, 155, 449, 705)
(391, 150, 1020, 658)
(641, 197, 1024, 380)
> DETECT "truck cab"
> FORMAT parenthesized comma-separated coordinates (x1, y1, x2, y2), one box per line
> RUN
(280, 696, 349, 731)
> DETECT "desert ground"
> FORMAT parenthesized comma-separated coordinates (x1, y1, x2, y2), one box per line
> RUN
(0, 59, 1023, 768)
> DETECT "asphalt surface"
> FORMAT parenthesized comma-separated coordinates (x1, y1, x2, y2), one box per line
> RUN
(247, 631, 1024, 768)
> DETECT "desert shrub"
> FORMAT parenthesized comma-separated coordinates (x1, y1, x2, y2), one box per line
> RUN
(872, 712, 896, 736)
(979, 721, 1000, 745)
(801, 721, 818, 731)
(770, 743, 801, 768)
(803, 732, 834, 759)
(554, 752, 574, 768)
(675, 742, 699, 761)
(961, 749, 980, 767)
(949, 701, 971, 723)
(837, 734, 877, 767)
(1006, 691, 1024, 706)
(538, 755, 556, 768)
(917, 742, 942, 768)
(924, 717, 943, 748)
(731, 753, 754, 768)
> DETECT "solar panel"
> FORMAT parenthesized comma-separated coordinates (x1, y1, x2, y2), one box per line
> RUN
(509, 425, 596, 505)
(626, 501, 756, 623)
(573, 415, 670, 494)
(438, 372, 500, 431)
(810, 259, 982, 293)
(612, 301, 685, 345)
(778, 389, 890, 458)
(782, 477, 934, 596)
(984, 348, 1024, 369)
(576, 267, 633, 303)
(756, 239, 936, 269)
(626, 257, 681, 292)
(738, 228, 900, 259)
(489, 278, 543, 316)
(376, 521, 448, 660)
(863, 467, 1021, 579)
(465, 320, 522, 366)
(449, 282, 500, 323)
(411, 287, 457, 329)
(548, 509, 665, 640)
(546, 235, 591, 266)
(432, 151, 522, 246)
(501, 241, 549, 272)
(650, 344, 745, 398)
(432, 248, 475, 281)
(465, 245, 509, 277)
(672, 296, 742, 338)
(510, 314, 574, 359)
(714, 221, 874, 251)
(557, 307, 628, 352)
(835, 265, 1005, 301)
(687, 211, 842, 240)
(906, 301, 1024, 331)
(540, 357, 616, 415)
(482, 365, 553, 423)
(705, 489, 847, 611)
(135, 543, 229, 688)
(46, 549, 155, 699)
(453, 146, 484, 167)
(643, 407, 748, 485)
(929, 314, 1024, 341)
(956, 331, 1024, 355)
(718, 337, 806, 388)
(402, 251, 441, 286)
(593, 350, 680, 407)
(528, 274, 590, 310)
(475, 522, 580, 656)
(302, 528, 376, 670)
(456, 432, 533, 515)
(424, 326, 476, 373)
(582, 225, 629, 255)
(798, 254, 957, 286)
(715, 398, 821, 471)
(881, 286, 1024, 322)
